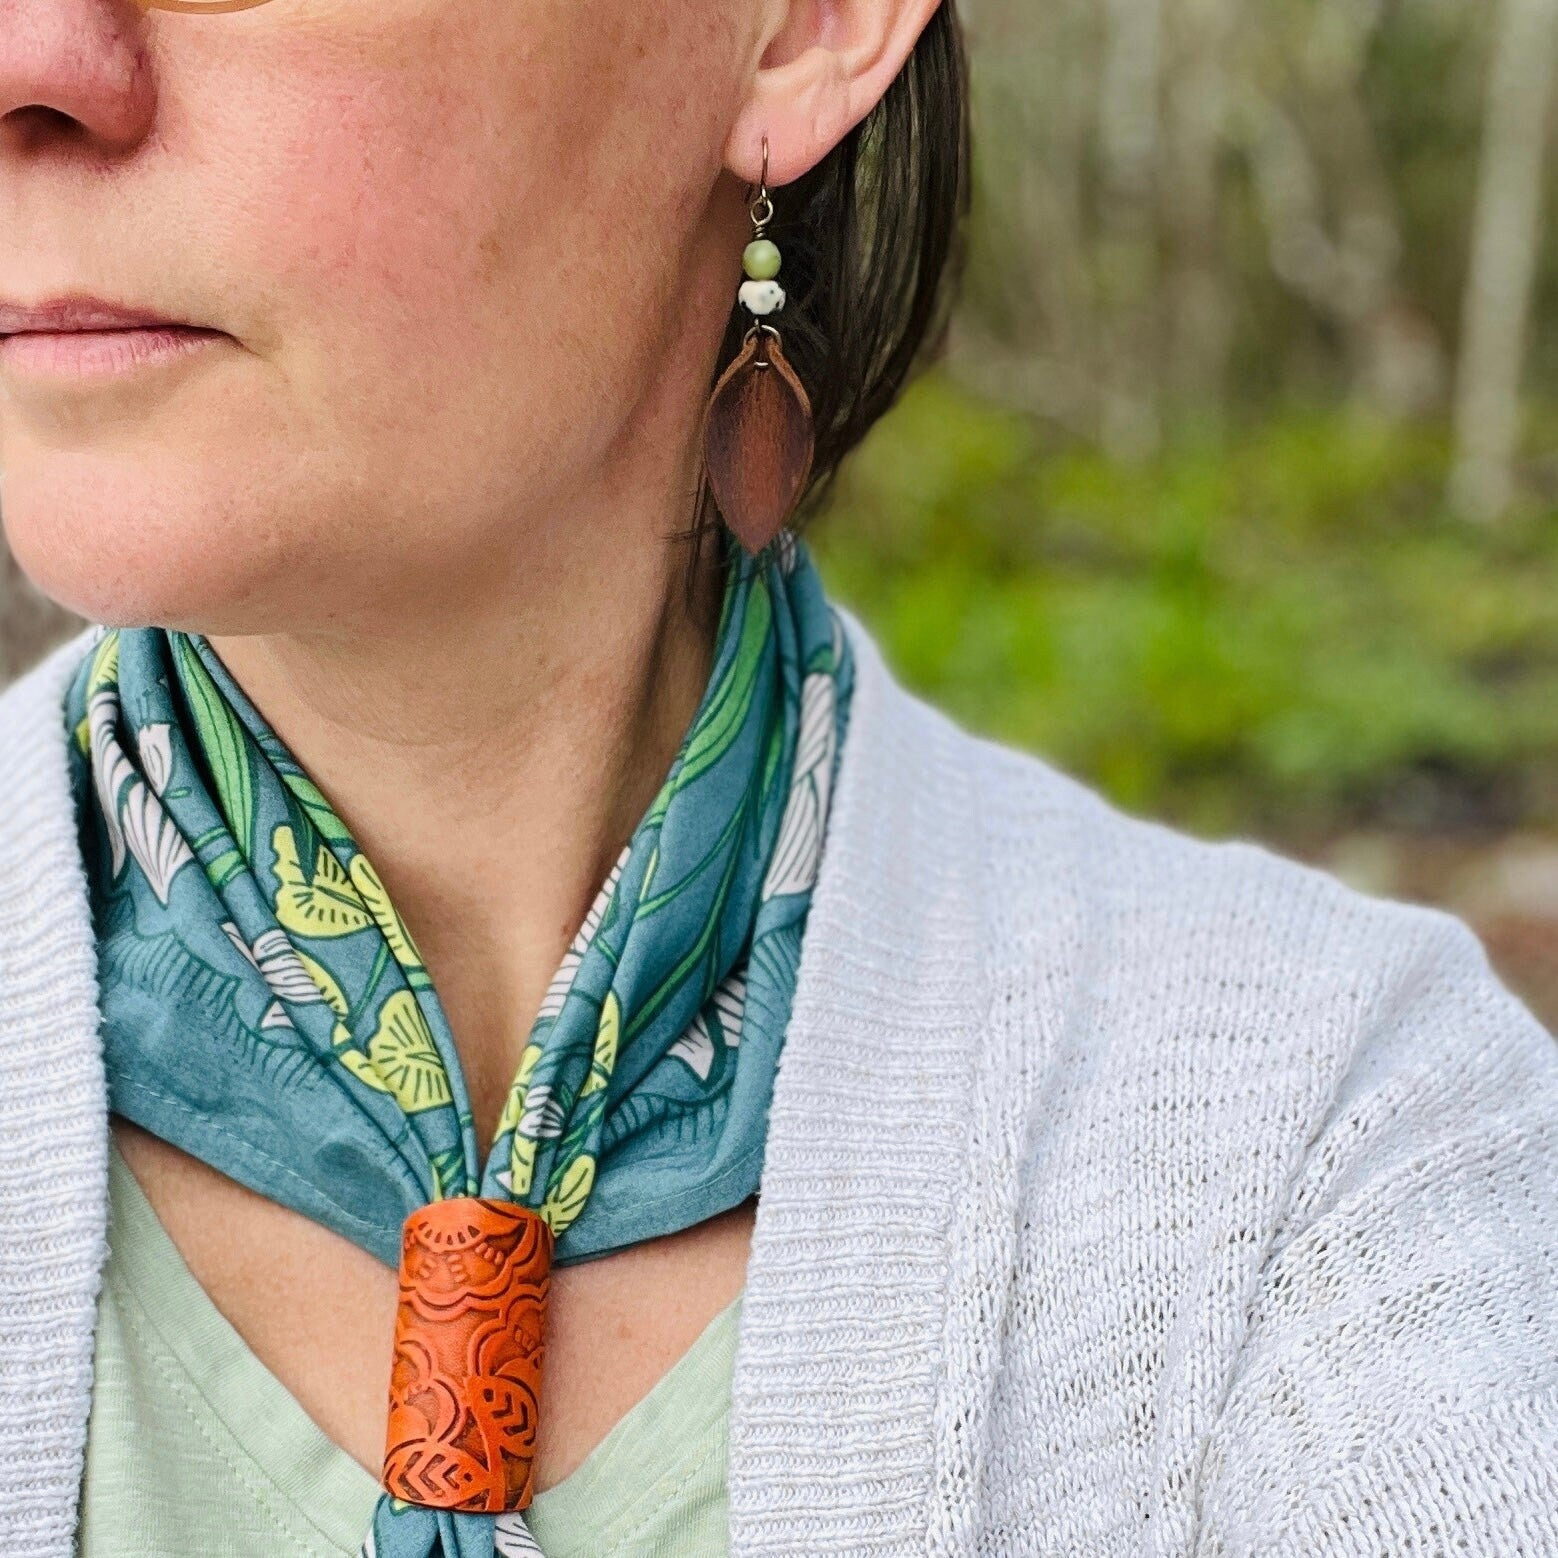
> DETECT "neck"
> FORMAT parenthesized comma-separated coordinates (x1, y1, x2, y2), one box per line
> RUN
(201, 475, 728, 1154)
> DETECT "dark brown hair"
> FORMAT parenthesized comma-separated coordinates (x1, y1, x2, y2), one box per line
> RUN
(686, 0, 972, 570)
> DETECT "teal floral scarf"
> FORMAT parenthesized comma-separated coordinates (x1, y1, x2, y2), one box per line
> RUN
(63, 530, 853, 1558)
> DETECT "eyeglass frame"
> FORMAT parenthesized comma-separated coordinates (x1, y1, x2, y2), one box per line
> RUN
(133, 0, 275, 12)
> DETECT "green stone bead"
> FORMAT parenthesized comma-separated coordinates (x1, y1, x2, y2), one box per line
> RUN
(742, 239, 782, 281)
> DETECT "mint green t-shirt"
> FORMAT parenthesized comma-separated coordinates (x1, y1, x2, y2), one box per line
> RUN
(76, 1134, 739, 1557)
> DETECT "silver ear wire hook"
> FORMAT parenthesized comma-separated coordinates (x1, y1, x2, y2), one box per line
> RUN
(750, 136, 774, 235)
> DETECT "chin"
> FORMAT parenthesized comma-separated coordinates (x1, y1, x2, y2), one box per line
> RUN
(1, 450, 297, 635)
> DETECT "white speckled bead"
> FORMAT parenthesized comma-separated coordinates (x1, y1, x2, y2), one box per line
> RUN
(739, 279, 786, 316)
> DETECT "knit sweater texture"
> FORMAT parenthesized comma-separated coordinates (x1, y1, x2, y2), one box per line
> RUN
(0, 613, 1554, 1557)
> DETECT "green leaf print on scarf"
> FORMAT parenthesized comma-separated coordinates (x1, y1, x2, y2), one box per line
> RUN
(64, 529, 853, 1558)
(169, 631, 255, 886)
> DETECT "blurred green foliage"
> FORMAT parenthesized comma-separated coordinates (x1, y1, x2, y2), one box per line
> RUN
(813, 372, 1558, 841)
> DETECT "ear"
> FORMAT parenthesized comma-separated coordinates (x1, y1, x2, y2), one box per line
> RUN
(724, 0, 945, 188)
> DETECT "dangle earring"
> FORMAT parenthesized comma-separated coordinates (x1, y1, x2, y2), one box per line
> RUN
(700, 135, 816, 556)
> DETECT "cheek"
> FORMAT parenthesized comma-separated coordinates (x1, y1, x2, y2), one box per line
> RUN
(239, 52, 641, 467)
(252, 84, 515, 375)
(230, 9, 722, 479)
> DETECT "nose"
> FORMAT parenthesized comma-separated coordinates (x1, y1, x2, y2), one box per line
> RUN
(0, 0, 155, 155)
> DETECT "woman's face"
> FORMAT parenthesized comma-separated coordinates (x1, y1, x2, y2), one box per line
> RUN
(0, 0, 774, 632)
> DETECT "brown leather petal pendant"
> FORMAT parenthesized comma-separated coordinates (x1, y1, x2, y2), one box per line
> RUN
(701, 328, 815, 555)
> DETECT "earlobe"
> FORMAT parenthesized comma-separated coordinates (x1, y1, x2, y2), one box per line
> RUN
(724, 0, 944, 187)
(723, 49, 850, 189)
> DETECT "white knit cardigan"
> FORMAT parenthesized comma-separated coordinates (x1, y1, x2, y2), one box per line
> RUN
(1, 614, 1555, 1557)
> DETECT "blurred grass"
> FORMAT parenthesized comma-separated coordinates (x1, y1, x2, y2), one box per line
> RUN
(811, 371, 1558, 844)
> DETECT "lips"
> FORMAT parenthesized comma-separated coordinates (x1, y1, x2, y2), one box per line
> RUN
(0, 297, 228, 382)
(0, 294, 196, 335)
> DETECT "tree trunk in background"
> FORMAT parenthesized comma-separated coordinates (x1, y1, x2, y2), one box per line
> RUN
(1163, 0, 1237, 419)
(949, 0, 1101, 435)
(1097, 0, 1164, 459)
(1451, 0, 1558, 521)
(1238, 1, 1405, 412)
